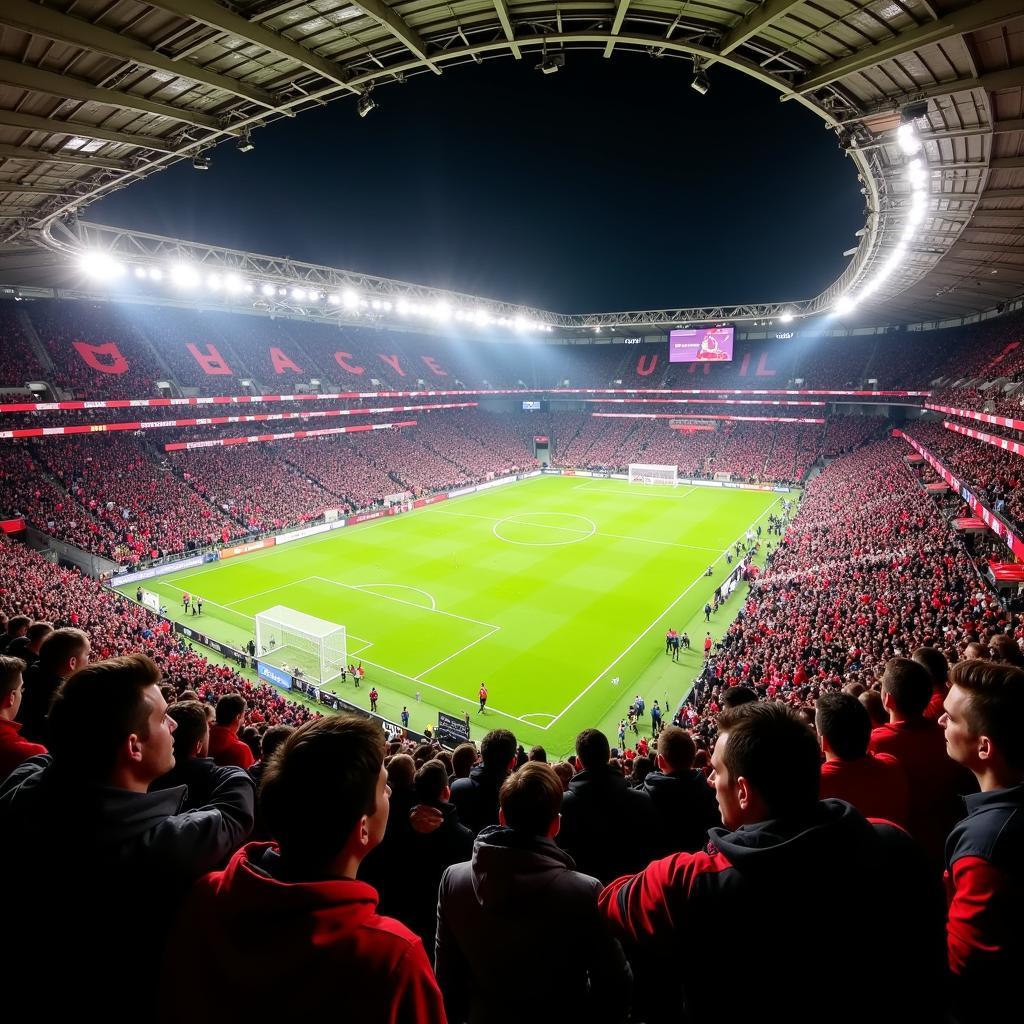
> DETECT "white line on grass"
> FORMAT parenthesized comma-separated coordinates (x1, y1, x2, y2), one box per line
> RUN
(351, 583, 437, 610)
(540, 495, 785, 731)
(413, 624, 501, 681)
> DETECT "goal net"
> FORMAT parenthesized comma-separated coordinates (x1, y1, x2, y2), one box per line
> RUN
(255, 605, 347, 685)
(628, 463, 679, 487)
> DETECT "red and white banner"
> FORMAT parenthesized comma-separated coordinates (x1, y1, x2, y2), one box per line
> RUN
(584, 397, 826, 406)
(898, 431, 1024, 560)
(0, 401, 475, 440)
(219, 537, 276, 560)
(592, 412, 826, 424)
(412, 494, 450, 509)
(944, 419, 1024, 458)
(0, 386, 930, 415)
(164, 419, 415, 452)
(0, 517, 25, 534)
(927, 402, 1024, 433)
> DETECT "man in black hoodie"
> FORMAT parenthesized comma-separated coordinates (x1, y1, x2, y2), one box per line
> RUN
(450, 727, 517, 834)
(436, 761, 631, 1024)
(643, 726, 720, 857)
(559, 728, 658, 884)
(600, 702, 947, 1022)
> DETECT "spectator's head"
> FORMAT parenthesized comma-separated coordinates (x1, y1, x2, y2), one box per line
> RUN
(721, 686, 758, 709)
(858, 689, 887, 727)
(214, 693, 246, 730)
(656, 726, 697, 774)
(712, 702, 820, 830)
(48, 654, 174, 789)
(575, 728, 610, 771)
(880, 657, 932, 721)
(167, 700, 209, 760)
(987, 634, 1024, 668)
(480, 728, 518, 774)
(942, 660, 1024, 785)
(0, 655, 27, 722)
(912, 647, 948, 693)
(498, 762, 563, 839)
(24, 621, 53, 653)
(4, 615, 29, 641)
(38, 627, 91, 679)
(451, 742, 477, 779)
(528, 745, 547, 763)
(630, 755, 654, 785)
(414, 759, 450, 806)
(260, 724, 294, 762)
(552, 761, 574, 791)
(815, 691, 871, 762)
(261, 715, 388, 878)
(963, 641, 987, 661)
(386, 753, 415, 792)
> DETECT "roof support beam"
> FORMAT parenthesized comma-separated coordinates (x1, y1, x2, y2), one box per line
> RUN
(0, 141, 129, 171)
(0, 57, 222, 130)
(719, 0, 805, 57)
(0, 109, 175, 154)
(492, 0, 521, 59)
(990, 156, 1024, 170)
(345, 0, 441, 74)
(604, 0, 631, 59)
(978, 188, 1024, 199)
(810, 64, 1024, 109)
(146, 0, 356, 91)
(951, 240, 1024, 254)
(0, 0, 277, 108)
(796, 0, 1024, 94)
(935, 257, 1024, 274)
(0, 183, 74, 195)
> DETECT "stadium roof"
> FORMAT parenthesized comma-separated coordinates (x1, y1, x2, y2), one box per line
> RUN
(0, 0, 1022, 324)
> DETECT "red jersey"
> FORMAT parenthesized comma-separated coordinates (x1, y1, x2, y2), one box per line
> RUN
(819, 752, 909, 828)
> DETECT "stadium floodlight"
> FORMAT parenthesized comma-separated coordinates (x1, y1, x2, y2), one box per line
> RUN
(224, 273, 243, 294)
(342, 288, 359, 310)
(691, 70, 710, 95)
(357, 91, 376, 117)
(170, 263, 200, 288)
(896, 123, 921, 156)
(396, 298, 410, 315)
(207, 274, 222, 291)
(237, 130, 254, 153)
(779, 310, 794, 324)
(433, 301, 451, 321)
(134, 266, 147, 279)
(537, 53, 565, 75)
(835, 295, 857, 315)
(260, 283, 275, 297)
(191, 151, 210, 171)
(79, 251, 125, 281)
(328, 293, 340, 305)
(291, 287, 307, 301)
(148, 267, 162, 281)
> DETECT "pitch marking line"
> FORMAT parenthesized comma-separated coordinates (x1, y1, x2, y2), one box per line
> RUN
(540, 494, 785, 731)
(413, 623, 502, 681)
(351, 583, 437, 610)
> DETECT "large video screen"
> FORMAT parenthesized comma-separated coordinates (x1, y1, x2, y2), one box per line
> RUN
(669, 327, 734, 363)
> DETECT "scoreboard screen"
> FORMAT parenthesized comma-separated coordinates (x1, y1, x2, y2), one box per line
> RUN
(669, 327, 734, 363)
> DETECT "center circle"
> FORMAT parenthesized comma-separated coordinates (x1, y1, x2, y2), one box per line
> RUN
(492, 512, 597, 547)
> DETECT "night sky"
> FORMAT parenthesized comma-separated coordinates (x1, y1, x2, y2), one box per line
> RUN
(92, 52, 864, 313)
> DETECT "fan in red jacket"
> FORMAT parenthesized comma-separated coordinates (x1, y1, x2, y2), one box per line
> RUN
(0, 655, 46, 780)
(208, 692, 255, 770)
(940, 659, 1024, 1024)
(162, 714, 446, 1024)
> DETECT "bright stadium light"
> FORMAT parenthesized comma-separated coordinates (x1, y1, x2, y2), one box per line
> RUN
(148, 267, 162, 281)
(207, 274, 222, 291)
(79, 251, 125, 281)
(260, 283, 275, 297)
(134, 266, 147, 279)
(224, 273, 244, 294)
(170, 263, 200, 289)
(396, 298, 410, 315)
(328, 293, 340, 305)
(835, 295, 857, 315)
(291, 287, 307, 301)
(779, 310, 794, 324)
(896, 123, 921, 156)
(342, 289, 359, 310)
(433, 301, 451, 321)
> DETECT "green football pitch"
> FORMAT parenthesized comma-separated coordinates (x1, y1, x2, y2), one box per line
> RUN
(120, 476, 784, 755)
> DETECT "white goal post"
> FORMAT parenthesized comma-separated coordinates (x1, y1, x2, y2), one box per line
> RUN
(255, 605, 347, 685)
(628, 463, 679, 487)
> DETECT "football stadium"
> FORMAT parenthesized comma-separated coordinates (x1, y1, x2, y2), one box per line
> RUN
(0, 1, 1022, 1020)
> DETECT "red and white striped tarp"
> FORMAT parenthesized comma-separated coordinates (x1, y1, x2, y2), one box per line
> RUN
(164, 419, 416, 452)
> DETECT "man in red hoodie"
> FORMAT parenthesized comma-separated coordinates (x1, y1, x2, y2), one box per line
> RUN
(162, 714, 446, 1024)
(208, 692, 254, 770)
(0, 655, 46, 780)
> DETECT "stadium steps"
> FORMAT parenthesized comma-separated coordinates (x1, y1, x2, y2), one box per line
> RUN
(130, 320, 177, 386)
(15, 305, 55, 374)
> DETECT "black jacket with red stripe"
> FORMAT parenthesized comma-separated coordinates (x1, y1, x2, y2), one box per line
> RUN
(945, 783, 1024, 1023)
(599, 799, 947, 1023)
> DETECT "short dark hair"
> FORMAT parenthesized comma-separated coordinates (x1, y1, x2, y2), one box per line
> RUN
(859, 689, 887, 727)
(38, 628, 89, 673)
(528, 745, 547, 763)
(479, 728, 517, 770)
(815, 691, 871, 761)
(657, 726, 697, 772)
(260, 724, 294, 760)
(260, 715, 385, 869)
(5, 615, 30, 636)
(215, 693, 247, 725)
(912, 647, 948, 687)
(575, 728, 610, 770)
(717, 702, 821, 818)
(880, 657, 933, 718)
(499, 762, 563, 836)
(48, 654, 161, 781)
(414, 759, 450, 805)
(168, 701, 208, 759)
(721, 686, 758, 709)
(987, 634, 1024, 668)
(451, 742, 477, 778)
(0, 655, 26, 700)
(386, 753, 415, 790)
(949, 659, 1024, 773)
(26, 622, 53, 645)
